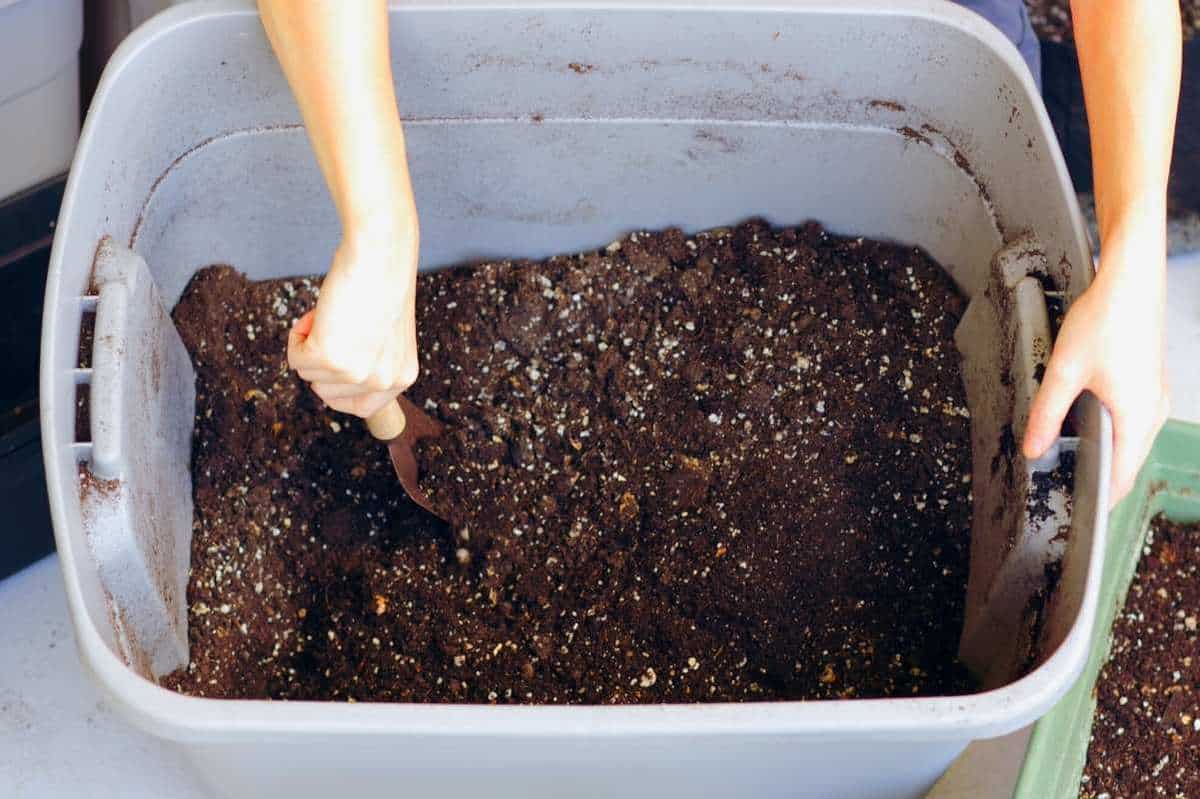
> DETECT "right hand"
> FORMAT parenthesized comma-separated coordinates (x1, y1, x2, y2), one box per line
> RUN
(1022, 225, 1169, 507)
(288, 215, 420, 420)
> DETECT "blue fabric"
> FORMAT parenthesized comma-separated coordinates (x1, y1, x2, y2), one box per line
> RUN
(954, 0, 1042, 88)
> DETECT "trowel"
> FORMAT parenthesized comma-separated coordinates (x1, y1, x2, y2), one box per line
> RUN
(366, 396, 447, 519)
(292, 312, 446, 519)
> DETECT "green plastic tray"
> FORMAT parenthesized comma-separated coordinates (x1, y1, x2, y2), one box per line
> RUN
(1014, 420, 1200, 798)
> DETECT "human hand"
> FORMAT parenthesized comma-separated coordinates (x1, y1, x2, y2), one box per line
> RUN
(288, 215, 420, 420)
(1022, 228, 1169, 507)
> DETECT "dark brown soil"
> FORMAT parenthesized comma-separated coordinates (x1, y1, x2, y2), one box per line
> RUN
(162, 220, 977, 704)
(1026, 0, 1199, 43)
(1081, 516, 1200, 798)
(1028, 448, 1075, 526)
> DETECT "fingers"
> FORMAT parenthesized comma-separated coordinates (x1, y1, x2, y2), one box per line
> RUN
(296, 366, 357, 385)
(289, 314, 382, 385)
(310, 382, 372, 402)
(390, 330, 421, 391)
(304, 327, 420, 420)
(1108, 413, 1139, 505)
(310, 357, 418, 403)
(1107, 392, 1169, 508)
(1023, 347, 1088, 460)
(314, 389, 398, 420)
(287, 288, 420, 420)
(292, 310, 315, 338)
(287, 311, 319, 372)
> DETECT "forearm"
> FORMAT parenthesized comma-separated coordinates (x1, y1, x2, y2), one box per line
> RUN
(1072, 0, 1180, 270)
(258, 0, 415, 236)
(1024, 1, 1178, 498)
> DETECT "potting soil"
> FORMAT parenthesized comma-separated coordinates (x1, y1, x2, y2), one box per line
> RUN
(1080, 516, 1200, 798)
(163, 220, 977, 703)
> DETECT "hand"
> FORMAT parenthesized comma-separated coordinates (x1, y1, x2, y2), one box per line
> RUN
(1022, 230, 1169, 507)
(288, 217, 420, 419)
(260, 0, 421, 421)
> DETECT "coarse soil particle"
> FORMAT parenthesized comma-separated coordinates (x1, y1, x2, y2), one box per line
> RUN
(162, 220, 977, 704)
(1025, 0, 1199, 43)
(1080, 516, 1200, 798)
(1028, 448, 1075, 526)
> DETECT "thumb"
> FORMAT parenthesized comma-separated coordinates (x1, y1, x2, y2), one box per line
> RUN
(1023, 345, 1088, 460)
(287, 310, 317, 369)
(292, 309, 316, 338)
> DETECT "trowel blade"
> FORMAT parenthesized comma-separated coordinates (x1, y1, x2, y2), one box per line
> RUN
(385, 395, 446, 520)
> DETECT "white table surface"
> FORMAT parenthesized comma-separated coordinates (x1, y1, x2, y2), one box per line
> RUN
(0, 557, 209, 798)
(3, 254, 1198, 799)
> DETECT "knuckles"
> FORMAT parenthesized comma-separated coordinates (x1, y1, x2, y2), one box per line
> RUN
(324, 397, 359, 416)
(363, 374, 392, 393)
(294, 330, 419, 398)
(397, 359, 420, 390)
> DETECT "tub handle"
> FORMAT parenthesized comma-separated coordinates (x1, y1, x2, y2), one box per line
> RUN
(79, 236, 196, 676)
(88, 237, 133, 480)
(87, 237, 195, 482)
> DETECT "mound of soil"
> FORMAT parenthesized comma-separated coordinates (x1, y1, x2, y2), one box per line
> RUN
(1081, 516, 1200, 798)
(163, 220, 977, 704)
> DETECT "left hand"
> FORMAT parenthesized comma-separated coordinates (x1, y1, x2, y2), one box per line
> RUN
(1022, 227, 1169, 507)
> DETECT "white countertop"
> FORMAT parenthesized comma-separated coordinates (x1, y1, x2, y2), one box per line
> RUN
(3, 254, 1198, 799)
(0, 557, 208, 798)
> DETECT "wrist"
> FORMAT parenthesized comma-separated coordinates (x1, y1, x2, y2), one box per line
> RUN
(1097, 193, 1167, 251)
(331, 121, 416, 235)
(1092, 242, 1167, 302)
(333, 205, 420, 284)
(342, 188, 419, 248)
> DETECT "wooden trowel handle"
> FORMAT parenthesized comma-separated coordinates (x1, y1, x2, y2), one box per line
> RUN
(366, 400, 407, 441)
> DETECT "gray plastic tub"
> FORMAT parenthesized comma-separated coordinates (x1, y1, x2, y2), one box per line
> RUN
(43, 2, 1107, 797)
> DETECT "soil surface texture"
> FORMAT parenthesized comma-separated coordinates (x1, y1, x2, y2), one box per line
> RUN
(1028, 449, 1075, 527)
(1026, 0, 1199, 43)
(163, 220, 977, 704)
(1081, 517, 1200, 798)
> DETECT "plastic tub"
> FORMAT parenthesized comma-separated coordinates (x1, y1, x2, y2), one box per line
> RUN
(0, 0, 83, 202)
(43, 2, 1106, 797)
(1014, 421, 1200, 799)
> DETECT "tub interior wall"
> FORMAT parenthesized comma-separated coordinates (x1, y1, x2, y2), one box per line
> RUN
(132, 122, 1001, 306)
(79, 5, 1088, 303)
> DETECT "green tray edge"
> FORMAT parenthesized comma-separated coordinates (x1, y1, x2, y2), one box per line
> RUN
(1014, 419, 1200, 799)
